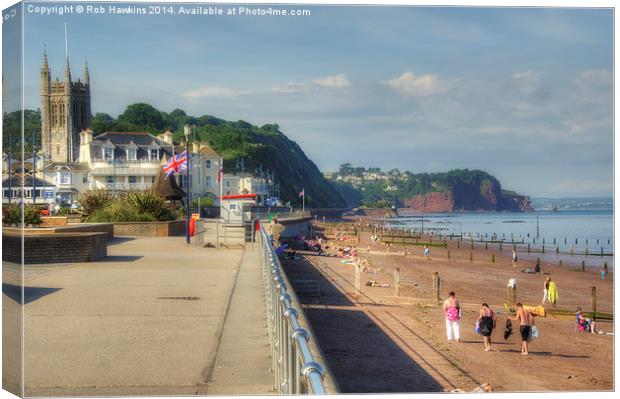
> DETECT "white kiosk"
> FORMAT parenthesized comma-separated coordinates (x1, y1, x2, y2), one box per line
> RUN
(220, 193, 256, 224)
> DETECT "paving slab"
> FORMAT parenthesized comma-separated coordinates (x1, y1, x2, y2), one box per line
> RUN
(206, 245, 274, 395)
(3, 236, 272, 396)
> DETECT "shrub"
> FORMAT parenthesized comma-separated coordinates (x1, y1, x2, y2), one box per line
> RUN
(2, 204, 21, 226)
(2, 205, 42, 226)
(86, 202, 156, 223)
(57, 206, 73, 216)
(125, 191, 175, 221)
(191, 196, 214, 208)
(78, 190, 113, 217)
(24, 205, 42, 226)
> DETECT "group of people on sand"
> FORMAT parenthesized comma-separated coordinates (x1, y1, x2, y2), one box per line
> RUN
(443, 291, 537, 355)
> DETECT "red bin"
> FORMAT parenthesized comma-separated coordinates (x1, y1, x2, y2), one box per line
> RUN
(189, 218, 196, 237)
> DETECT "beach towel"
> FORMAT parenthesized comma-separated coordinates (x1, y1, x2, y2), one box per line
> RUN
(523, 305, 546, 317)
(548, 281, 559, 304)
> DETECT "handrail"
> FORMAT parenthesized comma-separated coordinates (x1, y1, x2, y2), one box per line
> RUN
(257, 222, 334, 394)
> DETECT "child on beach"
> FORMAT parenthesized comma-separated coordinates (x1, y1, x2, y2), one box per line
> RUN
(477, 303, 497, 352)
(443, 292, 462, 343)
(509, 303, 535, 355)
(424, 245, 430, 258)
(601, 264, 608, 280)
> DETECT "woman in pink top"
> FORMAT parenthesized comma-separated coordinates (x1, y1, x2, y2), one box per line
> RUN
(443, 291, 462, 342)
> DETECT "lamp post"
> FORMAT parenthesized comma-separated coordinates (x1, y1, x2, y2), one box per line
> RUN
(184, 125, 191, 244)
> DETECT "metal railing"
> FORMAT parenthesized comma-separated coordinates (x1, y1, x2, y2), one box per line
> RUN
(257, 223, 335, 394)
(253, 210, 311, 222)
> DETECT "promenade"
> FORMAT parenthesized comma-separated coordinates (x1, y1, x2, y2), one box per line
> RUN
(4, 237, 273, 396)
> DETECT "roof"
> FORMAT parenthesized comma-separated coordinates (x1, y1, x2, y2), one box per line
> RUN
(198, 144, 221, 157)
(2, 175, 54, 187)
(90, 132, 174, 162)
(221, 194, 257, 200)
(151, 155, 186, 200)
(95, 132, 171, 147)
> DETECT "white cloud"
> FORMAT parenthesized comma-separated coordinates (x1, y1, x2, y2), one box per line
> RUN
(386, 71, 449, 97)
(271, 82, 307, 93)
(180, 86, 250, 100)
(512, 70, 541, 96)
(312, 73, 351, 88)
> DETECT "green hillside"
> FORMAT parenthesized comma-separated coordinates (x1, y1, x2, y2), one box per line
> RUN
(6, 105, 347, 208)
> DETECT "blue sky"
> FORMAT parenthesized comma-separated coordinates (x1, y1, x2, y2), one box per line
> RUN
(14, 2, 615, 197)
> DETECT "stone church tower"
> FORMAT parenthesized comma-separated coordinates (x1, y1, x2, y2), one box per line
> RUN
(40, 50, 91, 163)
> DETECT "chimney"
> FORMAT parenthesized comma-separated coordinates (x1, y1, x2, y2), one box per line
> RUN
(159, 130, 174, 145)
(80, 129, 93, 145)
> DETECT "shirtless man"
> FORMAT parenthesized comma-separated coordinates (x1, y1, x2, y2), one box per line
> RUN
(509, 303, 534, 355)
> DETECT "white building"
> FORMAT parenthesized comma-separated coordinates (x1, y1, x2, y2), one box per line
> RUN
(221, 173, 269, 204)
(78, 129, 175, 193)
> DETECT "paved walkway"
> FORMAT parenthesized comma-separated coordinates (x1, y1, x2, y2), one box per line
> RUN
(6, 237, 273, 396)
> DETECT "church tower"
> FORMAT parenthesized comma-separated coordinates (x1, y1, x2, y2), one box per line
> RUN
(40, 51, 91, 163)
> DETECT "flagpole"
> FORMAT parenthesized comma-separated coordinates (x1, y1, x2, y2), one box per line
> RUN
(184, 125, 191, 244)
(302, 188, 305, 213)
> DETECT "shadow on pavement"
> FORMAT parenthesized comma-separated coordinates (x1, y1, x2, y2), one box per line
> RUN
(3, 283, 62, 305)
(282, 253, 444, 393)
(100, 255, 143, 262)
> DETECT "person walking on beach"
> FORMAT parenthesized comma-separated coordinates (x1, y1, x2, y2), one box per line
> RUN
(509, 303, 534, 355)
(542, 276, 551, 304)
(601, 263, 608, 280)
(423, 245, 430, 258)
(443, 291, 462, 343)
(477, 303, 497, 352)
(512, 249, 518, 268)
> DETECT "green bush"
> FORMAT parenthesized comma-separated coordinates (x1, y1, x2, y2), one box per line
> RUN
(125, 191, 175, 221)
(2, 204, 21, 226)
(78, 190, 113, 216)
(24, 206, 43, 226)
(2, 205, 42, 226)
(191, 196, 214, 208)
(57, 206, 73, 216)
(87, 202, 156, 223)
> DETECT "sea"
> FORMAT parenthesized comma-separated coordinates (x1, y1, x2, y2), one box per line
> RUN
(384, 210, 614, 269)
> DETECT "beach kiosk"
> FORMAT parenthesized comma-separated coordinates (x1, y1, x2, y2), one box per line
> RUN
(220, 193, 257, 224)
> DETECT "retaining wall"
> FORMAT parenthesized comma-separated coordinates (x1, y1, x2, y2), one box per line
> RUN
(112, 220, 185, 237)
(2, 232, 108, 264)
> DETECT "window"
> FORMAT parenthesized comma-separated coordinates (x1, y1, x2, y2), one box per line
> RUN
(127, 148, 137, 161)
(106, 176, 115, 184)
(225, 190, 231, 196)
(103, 147, 114, 160)
(151, 176, 156, 183)
(205, 176, 212, 187)
(205, 159, 211, 169)
(225, 181, 231, 188)
(129, 176, 137, 184)
(229, 204, 237, 210)
(60, 172, 71, 184)
(150, 149, 158, 160)
(83, 175, 88, 184)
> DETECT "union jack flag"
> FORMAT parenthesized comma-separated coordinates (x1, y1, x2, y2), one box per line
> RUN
(163, 151, 188, 177)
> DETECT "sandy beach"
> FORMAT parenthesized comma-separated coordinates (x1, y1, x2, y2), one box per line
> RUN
(281, 221, 614, 392)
